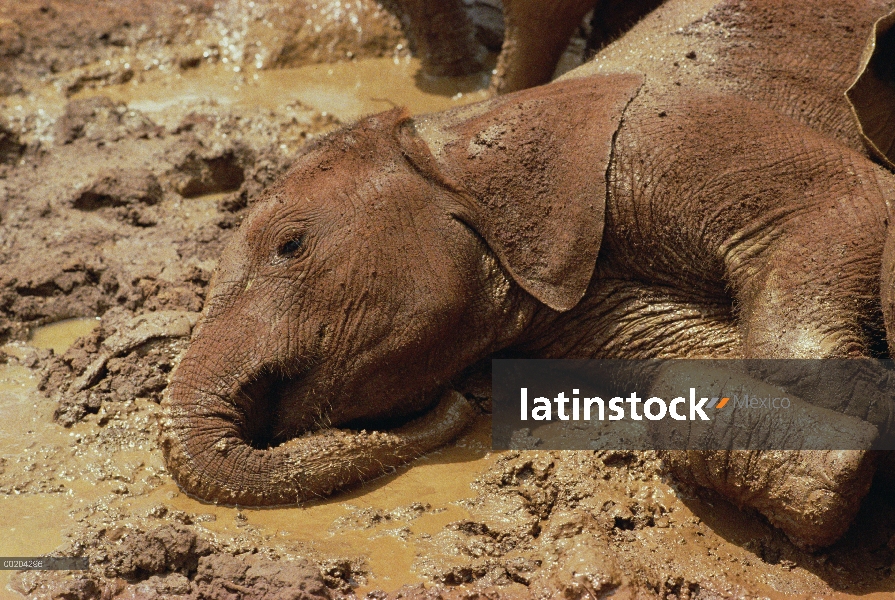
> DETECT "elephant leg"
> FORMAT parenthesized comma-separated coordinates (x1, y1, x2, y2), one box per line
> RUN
(391, 0, 485, 77)
(550, 275, 885, 547)
(662, 448, 879, 549)
(491, 0, 596, 94)
(732, 206, 885, 360)
(602, 95, 893, 548)
(665, 192, 890, 548)
(650, 364, 880, 549)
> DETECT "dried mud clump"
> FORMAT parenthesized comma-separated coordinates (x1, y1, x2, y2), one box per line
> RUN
(167, 142, 252, 199)
(0, 0, 413, 95)
(0, 259, 112, 342)
(40, 309, 199, 426)
(0, 121, 25, 164)
(268, 1, 405, 68)
(191, 554, 334, 600)
(70, 168, 164, 227)
(57, 97, 160, 144)
(409, 451, 707, 597)
(0, 88, 323, 341)
(10, 520, 335, 600)
(113, 524, 214, 579)
(0, 1, 210, 81)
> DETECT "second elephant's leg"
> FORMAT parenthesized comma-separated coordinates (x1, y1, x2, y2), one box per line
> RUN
(393, 0, 485, 77)
(492, 0, 597, 94)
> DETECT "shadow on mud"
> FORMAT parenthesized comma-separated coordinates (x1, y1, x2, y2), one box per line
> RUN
(677, 464, 895, 594)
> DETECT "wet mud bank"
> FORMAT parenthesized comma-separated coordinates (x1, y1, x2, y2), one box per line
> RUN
(2, 1, 895, 598)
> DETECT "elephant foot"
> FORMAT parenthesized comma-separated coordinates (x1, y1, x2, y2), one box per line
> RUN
(650, 363, 880, 549)
(661, 449, 878, 550)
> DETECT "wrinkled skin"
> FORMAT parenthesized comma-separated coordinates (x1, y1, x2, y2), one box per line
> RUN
(164, 0, 895, 549)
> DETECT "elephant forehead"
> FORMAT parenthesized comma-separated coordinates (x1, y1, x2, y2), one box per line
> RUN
(238, 168, 437, 267)
(247, 120, 424, 219)
(282, 106, 411, 177)
(253, 158, 425, 223)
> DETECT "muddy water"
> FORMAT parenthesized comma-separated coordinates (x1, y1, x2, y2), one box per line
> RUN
(78, 57, 491, 124)
(28, 318, 100, 355)
(2, 318, 495, 596)
(0, 327, 90, 597)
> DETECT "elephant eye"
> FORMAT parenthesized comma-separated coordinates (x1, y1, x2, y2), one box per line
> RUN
(275, 235, 305, 262)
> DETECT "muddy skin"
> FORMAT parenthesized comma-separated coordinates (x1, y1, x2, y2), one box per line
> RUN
(164, 0, 895, 555)
(851, 11, 895, 356)
(159, 75, 645, 508)
(6, 0, 895, 599)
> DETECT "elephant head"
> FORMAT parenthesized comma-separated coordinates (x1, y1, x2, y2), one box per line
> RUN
(161, 75, 643, 505)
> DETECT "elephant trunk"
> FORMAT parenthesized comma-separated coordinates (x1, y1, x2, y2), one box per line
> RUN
(161, 337, 476, 506)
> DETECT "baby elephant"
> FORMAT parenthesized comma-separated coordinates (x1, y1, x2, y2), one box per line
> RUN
(164, 0, 895, 550)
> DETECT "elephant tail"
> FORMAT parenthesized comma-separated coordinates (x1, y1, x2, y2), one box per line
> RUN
(160, 381, 476, 506)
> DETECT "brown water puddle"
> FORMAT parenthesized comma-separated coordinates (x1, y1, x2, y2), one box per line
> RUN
(0, 332, 85, 597)
(28, 318, 100, 355)
(1, 318, 496, 596)
(76, 57, 491, 124)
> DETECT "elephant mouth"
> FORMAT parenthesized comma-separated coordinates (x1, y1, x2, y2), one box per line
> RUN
(236, 369, 446, 450)
(237, 374, 285, 450)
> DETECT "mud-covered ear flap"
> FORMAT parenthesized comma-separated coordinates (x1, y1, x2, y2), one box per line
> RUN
(399, 74, 643, 311)
(847, 9, 895, 168)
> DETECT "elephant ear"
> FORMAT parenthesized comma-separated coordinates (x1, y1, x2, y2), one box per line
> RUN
(400, 74, 643, 311)
(847, 9, 895, 169)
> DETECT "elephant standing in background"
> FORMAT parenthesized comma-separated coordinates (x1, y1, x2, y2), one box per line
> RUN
(164, 0, 895, 550)
(390, 0, 664, 93)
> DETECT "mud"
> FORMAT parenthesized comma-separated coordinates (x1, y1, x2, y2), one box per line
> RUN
(3, 0, 895, 598)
